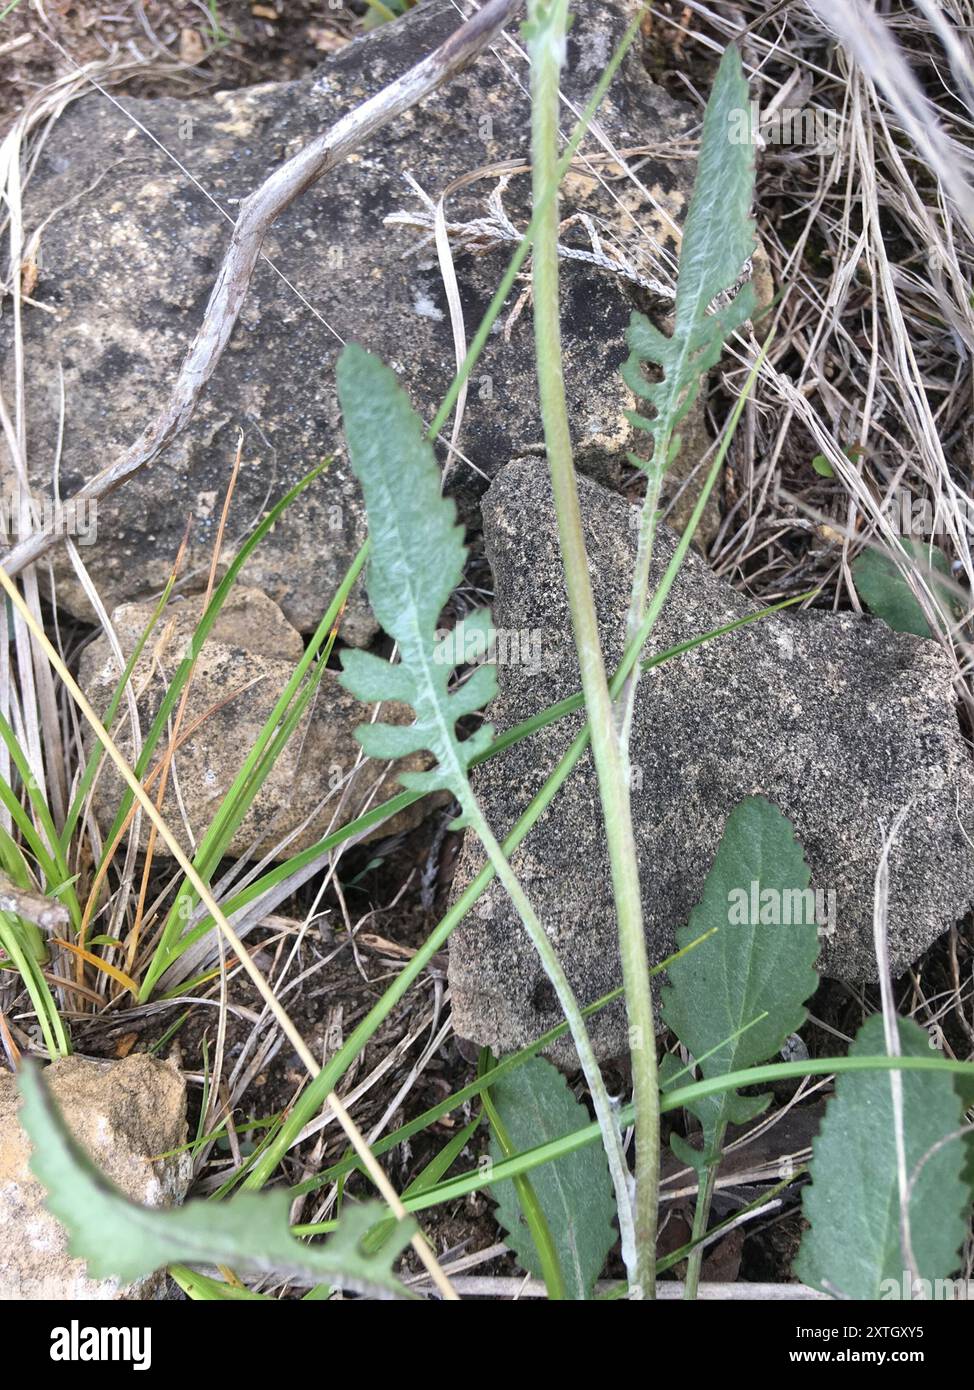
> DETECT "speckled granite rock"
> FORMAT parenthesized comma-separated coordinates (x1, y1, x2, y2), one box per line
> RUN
(2, 0, 695, 633)
(448, 460, 974, 1063)
(0, 1054, 190, 1299)
(78, 587, 432, 860)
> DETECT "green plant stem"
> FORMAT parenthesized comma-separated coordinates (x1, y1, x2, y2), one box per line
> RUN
(619, 348, 772, 1295)
(616, 453, 666, 748)
(427, 6, 647, 446)
(683, 1150, 719, 1299)
(529, 0, 657, 1298)
(463, 790, 637, 1280)
(653, 1171, 799, 1284)
(621, 345, 770, 676)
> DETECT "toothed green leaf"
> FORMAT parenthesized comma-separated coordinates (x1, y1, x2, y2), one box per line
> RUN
(662, 796, 820, 1162)
(796, 1015, 968, 1299)
(489, 1057, 616, 1300)
(18, 1061, 415, 1298)
(336, 344, 496, 798)
(624, 44, 757, 472)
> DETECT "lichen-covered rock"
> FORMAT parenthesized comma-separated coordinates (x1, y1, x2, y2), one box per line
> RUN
(3, 0, 695, 633)
(78, 587, 432, 860)
(448, 460, 974, 1063)
(0, 1054, 191, 1299)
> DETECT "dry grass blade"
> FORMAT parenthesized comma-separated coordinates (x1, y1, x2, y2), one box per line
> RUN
(806, 0, 974, 231)
(640, 1, 974, 733)
(0, 0, 523, 581)
(0, 564, 459, 1301)
(125, 436, 243, 979)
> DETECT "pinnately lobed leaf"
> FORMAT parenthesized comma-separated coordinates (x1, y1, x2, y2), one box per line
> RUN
(662, 796, 820, 1164)
(621, 43, 757, 469)
(796, 1014, 969, 1299)
(336, 344, 496, 817)
(17, 1061, 415, 1298)
(488, 1056, 616, 1300)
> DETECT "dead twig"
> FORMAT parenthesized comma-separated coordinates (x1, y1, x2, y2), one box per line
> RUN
(0, 0, 523, 580)
(0, 872, 69, 930)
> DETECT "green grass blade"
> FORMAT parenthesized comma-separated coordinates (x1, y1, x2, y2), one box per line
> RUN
(290, 1054, 974, 1226)
(0, 914, 69, 1057)
(140, 546, 364, 997)
(60, 571, 180, 854)
(97, 462, 332, 868)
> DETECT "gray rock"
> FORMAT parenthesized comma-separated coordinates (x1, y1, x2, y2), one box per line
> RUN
(78, 587, 433, 860)
(3, 0, 694, 633)
(0, 1054, 191, 1299)
(448, 460, 974, 1062)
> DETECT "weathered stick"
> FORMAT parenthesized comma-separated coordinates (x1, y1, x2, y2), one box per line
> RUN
(2, 0, 522, 578)
(0, 871, 69, 929)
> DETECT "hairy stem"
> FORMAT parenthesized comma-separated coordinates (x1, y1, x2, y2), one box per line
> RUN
(684, 1148, 721, 1299)
(427, 3, 646, 444)
(464, 792, 638, 1281)
(615, 456, 665, 748)
(528, 0, 658, 1298)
